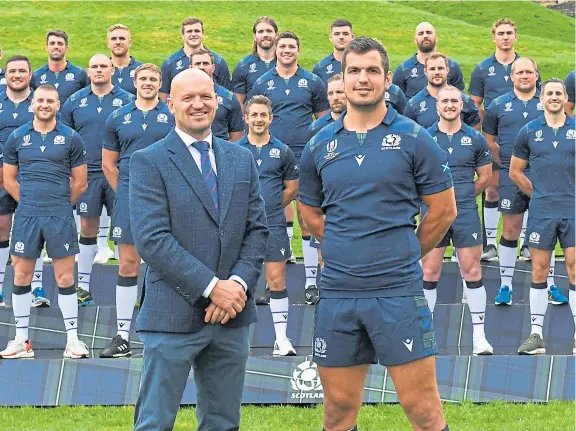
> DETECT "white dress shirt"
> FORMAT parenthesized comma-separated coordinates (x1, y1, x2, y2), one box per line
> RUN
(174, 127, 247, 298)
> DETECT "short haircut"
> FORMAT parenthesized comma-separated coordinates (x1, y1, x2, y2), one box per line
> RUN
(326, 73, 343, 85)
(437, 85, 462, 99)
(108, 23, 130, 34)
(511, 56, 538, 74)
(34, 84, 59, 99)
(133, 63, 161, 80)
(182, 17, 204, 33)
(5, 55, 32, 72)
(46, 30, 69, 46)
(276, 31, 300, 48)
(245, 95, 273, 115)
(331, 19, 353, 30)
(342, 36, 389, 75)
(424, 52, 448, 69)
(189, 47, 214, 65)
(541, 77, 567, 94)
(492, 18, 517, 35)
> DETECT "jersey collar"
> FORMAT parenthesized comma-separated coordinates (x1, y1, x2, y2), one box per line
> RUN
(489, 52, 520, 65)
(271, 65, 304, 77)
(537, 114, 571, 127)
(334, 107, 399, 132)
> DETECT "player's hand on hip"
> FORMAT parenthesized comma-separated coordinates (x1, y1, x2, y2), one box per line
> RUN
(209, 279, 247, 319)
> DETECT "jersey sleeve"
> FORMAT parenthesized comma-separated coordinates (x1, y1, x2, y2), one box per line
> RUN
(69, 132, 87, 168)
(229, 95, 245, 132)
(215, 59, 232, 90)
(312, 62, 321, 78)
(481, 101, 498, 136)
(30, 72, 39, 90)
(448, 61, 466, 91)
(474, 133, 492, 167)
(80, 69, 90, 88)
(282, 146, 299, 181)
(403, 101, 417, 121)
(566, 71, 575, 104)
(413, 128, 453, 196)
(249, 78, 264, 99)
(311, 77, 329, 113)
(60, 99, 75, 129)
(103, 112, 120, 152)
(160, 59, 172, 94)
(463, 98, 481, 127)
(512, 125, 530, 161)
(468, 64, 484, 98)
(394, 88, 408, 114)
(298, 143, 323, 207)
(231, 61, 247, 95)
(0, 143, 4, 168)
(392, 65, 406, 94)
(3, 132, 18, 166)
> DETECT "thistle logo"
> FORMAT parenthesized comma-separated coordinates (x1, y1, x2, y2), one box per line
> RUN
(79, 202, 88, 213)
(500, 199, 511, 210)
(14, 242, 25, 253)
(269, 148, 280, 158)
(290, 359, 324, 399)
(65, 73, 75, 82)
(460, 136, 472, 145)
(528, 232, 540, 244)
(157, 113, 169, 123)
(314, 337, 327, 358)
(112, 98, 124, 107)
(298, 79, 308, 88)
(54, 135, 65, 145)
(112, 227, 122, 238)
(382, 134, 401, 150)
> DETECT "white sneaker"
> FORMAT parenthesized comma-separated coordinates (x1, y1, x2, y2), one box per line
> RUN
(273, 338, 297, 356)
(42, 250, 52, 264)
(93, 247, 114, 264)
(473, 336, 494, 356)
(286, 252, 297, 264)
(64, 339, 89, 359)
(0, 338, 34, 359)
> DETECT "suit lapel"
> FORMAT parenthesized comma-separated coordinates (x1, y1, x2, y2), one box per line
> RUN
(166, 130, 218, 224)
(213, 138, 235, 224)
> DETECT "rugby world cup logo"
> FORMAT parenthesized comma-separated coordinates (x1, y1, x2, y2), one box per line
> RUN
(488, 66, 496, 76)
(534, 130, 544, 142)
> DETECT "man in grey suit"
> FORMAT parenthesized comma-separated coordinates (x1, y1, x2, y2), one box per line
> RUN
(130, 68, 268, 431)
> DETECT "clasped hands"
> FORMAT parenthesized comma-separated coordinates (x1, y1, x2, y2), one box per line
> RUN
(204, 279, 247, 324)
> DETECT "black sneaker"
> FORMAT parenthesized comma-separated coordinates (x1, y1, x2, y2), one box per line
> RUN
(100, 335, 131, 358)
(77, 287, 95, 307)
(305, 285, 320, 305)
(256, 286, 271, 305)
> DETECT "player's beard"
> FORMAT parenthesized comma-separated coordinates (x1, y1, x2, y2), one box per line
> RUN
(348, 89, 386, 111)
(417, 41, 436, 54)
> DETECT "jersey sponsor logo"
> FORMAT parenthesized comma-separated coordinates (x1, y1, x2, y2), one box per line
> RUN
(461, 136, 472, 145)
(256, 159, 262, 166)
(54, 135, 65, 145)
(447, 147, 454, 154)
(157, 113, 169, 123)
(290, 359, 323, 399)
(325, 139, 339, 160)
(410, 67, 419, 78)
(355, 154, 365, 166)
(472, 232, 478, 240)
(403, 338, 414, 352)
(528, 232, 540, 244)
(487, 66, 496, 77)
(112, 98, 124, 107)
(267, 80, 275, 91)
(298, 79, 308, 88)
(64, 243, 70, 251)
(39, 74, 48, 84)
(566, 129, 576, 140)
(382, 134, 401, 150)
(98, 107, 104, 114)
(79, 98, 88, 108)
(142, 123, 148, 131)
(129, 69, 136, 78)
(504, 102, 513, 112)
(22, 135, 32, 147)
(12, 113, 19, 119)
(79, 202, 88, 213)
(522, 112, 528, 118)
(65, 73, 75, 82)
(314, 337, 327, 358)
(14, 241, 25, 253)
(552, 141, 559, 148)
(504, 75, 509, 82)
(40, 145, 46, 153)
(419, 100, 427, 112)
(500, 198, 511, 210)
(534, 130, 544, 142)
(112, 226, 122, 238)
(249, 63, 257, 73)
(269, 148, 280, 158)
(537, 102, 544, 111)
(280, 248, 285, 256)
(122, 113, 132, 124)
(326, 64, 333, 74)
(175, 60, 184, 70)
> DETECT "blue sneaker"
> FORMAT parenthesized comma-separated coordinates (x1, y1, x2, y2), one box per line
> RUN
(495, 285, 513, 306)
(548, 285, 568, 305)
(0, 292, 5, 307)
(31, 287, 51, 308)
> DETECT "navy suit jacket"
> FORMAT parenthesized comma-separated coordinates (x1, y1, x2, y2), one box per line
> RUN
(129, 129, 268, 333)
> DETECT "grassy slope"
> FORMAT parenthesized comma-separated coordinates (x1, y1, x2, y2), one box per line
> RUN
(0, 401, 573, 431)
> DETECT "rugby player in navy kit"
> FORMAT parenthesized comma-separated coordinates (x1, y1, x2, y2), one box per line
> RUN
(299, 37, 455, 431)
(510, 78, 576, 355)
(61, 54, 134, 307)
(238, 95, 298, 356)
(101, 63, 174, 358)
(313, 19, 354, 85)
(0, 85, 88, 359)
(422, 86, 493, 355)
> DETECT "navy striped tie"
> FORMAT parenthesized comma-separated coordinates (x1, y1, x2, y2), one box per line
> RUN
(192, 140, 219, 209)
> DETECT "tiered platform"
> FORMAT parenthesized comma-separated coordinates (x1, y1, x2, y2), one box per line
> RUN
(0, 262, 573, 405)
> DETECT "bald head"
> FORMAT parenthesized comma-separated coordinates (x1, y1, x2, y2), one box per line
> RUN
(511, 56, 539, 94)
(168, 68, 217, 139)
(88, 53, 114, 86)
(415, 22, 437, 54)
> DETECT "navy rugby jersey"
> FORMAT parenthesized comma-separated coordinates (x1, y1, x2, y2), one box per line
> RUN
(32, 62, 89, 103)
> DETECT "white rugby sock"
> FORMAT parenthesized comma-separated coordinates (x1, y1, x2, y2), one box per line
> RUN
(31, 257, 43, 291)
(499, 238, 518, 289)
(530, 282, 548, 337)
(12, 284, 32, 341)
(58, 286, 79, 342)
(423, 281, 437, 313)
(520, 211, 528, 246)
(98, 209, 110, 250)
(483, 203, 499, 247)
(116, 276, 138, 341)
(0, 242, 10, 297)
(270, 289, 289, 341)
(78, 237, 97, 292)
(466, 281, 487, 340)
(547, 253, 556, 289)
(569, 285, 576, 340)
(302, 236, 319, 288)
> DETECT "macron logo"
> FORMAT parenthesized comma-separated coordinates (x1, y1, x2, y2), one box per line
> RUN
(472, 233, 478, 240)
(355, 155, 365, 166)
(403, 338, 413, 352)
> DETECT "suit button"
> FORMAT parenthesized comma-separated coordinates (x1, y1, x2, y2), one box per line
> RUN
(220, 230, 225, 236)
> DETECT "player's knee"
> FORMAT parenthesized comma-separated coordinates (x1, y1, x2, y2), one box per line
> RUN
(402, 395, 444, 430)
(13, 271, 33, 286)
(422, 264, 441, 281)
(323, 390, 360, 424)
(56, 273, 75, 288)
(119, 257, 140, 277)
(80, 217, 99, 237)
(531, 256, 550, 280)
(485, 186, 498, 201)
(266, 268, 285, 290)
(460, 263, 481, 281)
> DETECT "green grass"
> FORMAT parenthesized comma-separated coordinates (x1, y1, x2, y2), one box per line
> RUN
(0, 401, 573, 431)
